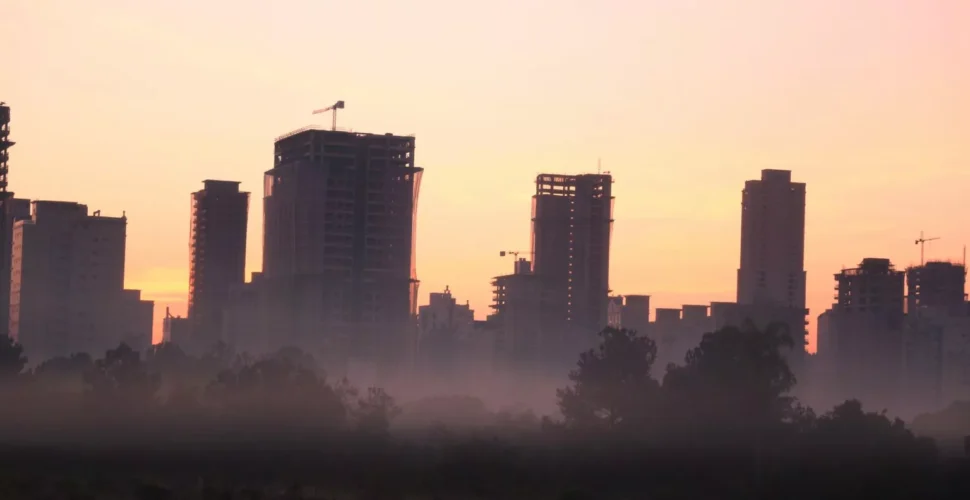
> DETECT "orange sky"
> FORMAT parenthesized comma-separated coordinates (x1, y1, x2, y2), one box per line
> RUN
(3, 0, 970, 351)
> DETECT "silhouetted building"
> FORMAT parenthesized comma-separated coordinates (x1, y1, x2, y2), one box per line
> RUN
(417, 286, 479, 378)
(162, 307, 190, 345)
(607, 296, 624, 328)
(650, 305, 708, 369)
(188, 180, 249, 347)
(0, 103, 30, 338)
(737, 169, 807, 349)
(488, 258, 558, 372)
(906, 261, 966, 314)
(531, 173, 613, 346)
(825, 258, 906, 411)
(9, 201, 153, 361)
(233, 127, 422, 371)
(606, 294, 650, 334)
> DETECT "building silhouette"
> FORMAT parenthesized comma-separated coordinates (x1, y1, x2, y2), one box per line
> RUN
(823, 258, 906, 411)
(902, 261, 969, 414)
(9, 201, 153, 361)
(230, 127, 422, 372)
(606, 294, 651, 334)
(906, 261, 967, 314)
(417, 286, 477, 375)
(489, 257, 557, 372)
(162, 307, 190, 345)
(187, 180, 249, 349)
(0, 104, 30, 338)
(731, 169, 808, 355)
(737, 169, 806, 310)
(531, 173, 613, 344)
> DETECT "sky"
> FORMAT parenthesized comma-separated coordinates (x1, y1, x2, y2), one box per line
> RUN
(3, 0, 970, 351)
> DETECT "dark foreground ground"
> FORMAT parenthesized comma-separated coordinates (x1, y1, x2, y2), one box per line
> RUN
(2, 441, 970, 500)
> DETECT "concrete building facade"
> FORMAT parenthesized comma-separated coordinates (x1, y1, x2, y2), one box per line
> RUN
(9, 201, 152, 361)
(737, 169, 807, 348)
(906, 261, 966, 314)
(188, 180, 249, 348)
(488, 258, 558, 373)
(417, 286, 480, 378)
(0, 103, 31, 338)
(229, 127, 423, 372)
(824, 258, 906, 412)
(531, 173, 613, 344)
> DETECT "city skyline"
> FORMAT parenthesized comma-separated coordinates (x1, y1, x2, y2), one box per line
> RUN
(4, 0, 970, 351)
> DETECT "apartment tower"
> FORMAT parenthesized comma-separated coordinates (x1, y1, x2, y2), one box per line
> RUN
(188, 180, 249, 347)
(737, 169, 807, 310)
(260, 128, 422, 361)
(9, 201, 153, 361)
(531, 173, 613, 338)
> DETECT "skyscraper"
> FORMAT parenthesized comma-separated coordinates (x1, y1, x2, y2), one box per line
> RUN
(737, 169, 806, 310)
(530, 173, 613, 339)
(188, 180, 249, 347)
(255, 127, 422, 362)
(0, 103, 30, 338)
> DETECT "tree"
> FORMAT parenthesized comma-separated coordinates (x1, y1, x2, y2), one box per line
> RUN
(354, 387, 402, 435)
(662, 322, 797, 440)
(205, 351, 347, 430)
(556, 327, 660, 431)
(811, 400, 936, 457)
(0, 335, 27, 381)
(32, 352, 93, 394)
(84, 343, 160, 411)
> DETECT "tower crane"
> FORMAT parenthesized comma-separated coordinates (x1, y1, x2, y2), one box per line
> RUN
(499, 250, 532, 259)
(311, 100, 345, 131)
(499, 250, 534, 274)
(915, 231, 940, 266)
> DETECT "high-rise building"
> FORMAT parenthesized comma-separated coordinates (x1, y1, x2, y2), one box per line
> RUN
(0, 103, 30, 338)
(906, 261, 966, 315)
(737, 169, 806, 310)
(827, 258, 906, 411)
(247, 127, 422, 363)
(9, 201, 153, 361)
(188, 180, 249, 347)
(531, 173, 613, 338)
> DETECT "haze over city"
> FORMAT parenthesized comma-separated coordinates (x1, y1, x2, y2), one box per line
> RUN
(4, 0, 970, 350)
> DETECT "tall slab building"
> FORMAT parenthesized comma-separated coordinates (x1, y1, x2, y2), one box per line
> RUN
(531, 173, 613, 349)
(233, 127, 422, 366)
(9, 201, 153, 361)
(188, 180, 249, 349)
(737, 169, 807, 310)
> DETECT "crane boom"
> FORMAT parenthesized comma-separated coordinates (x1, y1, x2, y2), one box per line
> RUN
(915, 231, 941, 266)
(311, 100, 345, 131)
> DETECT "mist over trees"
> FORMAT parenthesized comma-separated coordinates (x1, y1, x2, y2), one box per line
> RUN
(0, 325, 968, 498)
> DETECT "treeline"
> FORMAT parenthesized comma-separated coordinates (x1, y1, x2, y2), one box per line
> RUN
(0, 326, 968, 498)
(0, 339, 401, 448)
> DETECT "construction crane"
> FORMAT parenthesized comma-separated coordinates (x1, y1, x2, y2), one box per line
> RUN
(499, 250, 533, 259)
(311, 100, 345, 131)
(915, 231, 941, 266)
(499, 250, 534, 274)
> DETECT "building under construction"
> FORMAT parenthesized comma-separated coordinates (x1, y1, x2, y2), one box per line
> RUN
(0, 103, 31, 337)
(188, 180, 249, 350)
(906, 261, 967, 315)
(531, 173, 614, 339)
(231, 126, 423, 369)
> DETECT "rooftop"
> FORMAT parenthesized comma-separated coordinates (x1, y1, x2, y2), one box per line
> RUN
(273, 125, 415, 144)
